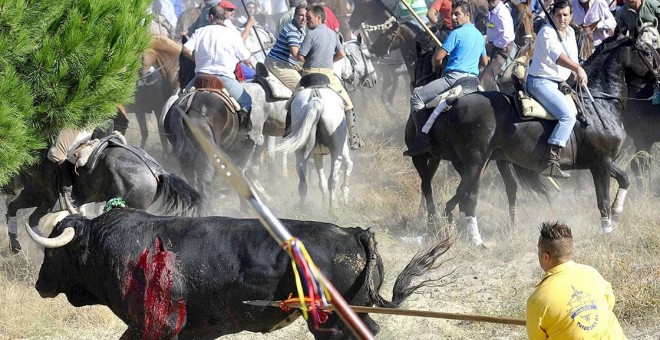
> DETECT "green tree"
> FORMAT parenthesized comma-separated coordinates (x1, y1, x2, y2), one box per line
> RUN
(0, 0, 152, 186)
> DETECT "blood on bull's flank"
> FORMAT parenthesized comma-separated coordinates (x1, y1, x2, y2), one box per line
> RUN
(123, 237, 186, 339)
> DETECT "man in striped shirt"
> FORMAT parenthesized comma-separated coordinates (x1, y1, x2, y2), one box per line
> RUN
(265, 4, 307, 90)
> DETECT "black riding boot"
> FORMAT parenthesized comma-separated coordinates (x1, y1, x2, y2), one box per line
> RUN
(9, 232, 21, 254)
(541, 144, 570, 178)
(403, 109, 432, 157)
(345, 109, 363, 150)
(238, 107, 251, 130)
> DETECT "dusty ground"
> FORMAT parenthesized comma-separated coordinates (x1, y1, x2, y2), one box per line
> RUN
(1, 91, 659, 339)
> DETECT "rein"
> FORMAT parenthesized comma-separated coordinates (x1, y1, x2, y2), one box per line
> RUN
(342, 41, 376, 91)
(360, 16, 396, 32)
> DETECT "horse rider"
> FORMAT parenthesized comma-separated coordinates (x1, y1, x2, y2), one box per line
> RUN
(278, 0, 308, 33)
(398, 0, 430, 30)
(479, 0, 516, 91)
(182, 4, 253, 118)
(186, 0, 256, 42)
(615, 0, 660, 36)
(572, 0, 616, 47)
(527, 0, 587, 178)
(427, 0, 453, 33)
(266, 4, 308, 90)
(296, 4, 362, 149)
(404, 1, 488, 157)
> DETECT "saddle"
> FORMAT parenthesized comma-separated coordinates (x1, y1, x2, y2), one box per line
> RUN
(253, 62, 293, 99)
(424, 76, 481, 110)
(299, 73, 330, 88)
(512, 77, 580, 121)
(72, 132, 127, 172)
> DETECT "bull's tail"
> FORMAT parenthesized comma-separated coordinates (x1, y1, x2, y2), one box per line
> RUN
(364, 235, 453, 308)
(273, 92, 323, 154)
(157, 172, 206, 216)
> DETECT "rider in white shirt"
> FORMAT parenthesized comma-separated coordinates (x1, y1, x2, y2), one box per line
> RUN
(572, 0, 616, 47)
(183, 5, 253, 115)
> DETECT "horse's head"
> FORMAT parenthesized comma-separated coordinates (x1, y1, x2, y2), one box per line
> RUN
(574, 23, 596, 63)
(349, 0, 396, 30)
(514, 3, 535, 56)
(338, 34, 377, 89)
(584, 36, 659, 88)
(635, 18, 660, 49)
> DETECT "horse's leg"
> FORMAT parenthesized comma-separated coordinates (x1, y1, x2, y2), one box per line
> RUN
(496, 160, 518, 227)
(457, 160, 490, 248)
(382, 71, 397, 116)
(135, 111, 149, 149)
(313, 154, 328, 201)
(340, 146, 353, 205)
(610, 163, 630, 225)
(590, 161, 614, 234)
(444, 159, 464, 223)
(295, 150, 309, 209)
(326, 154, 339, 211)
(6, 191, 48, 253)
(412, 156, 441, 233)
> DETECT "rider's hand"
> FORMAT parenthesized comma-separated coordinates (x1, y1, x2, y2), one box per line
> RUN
(246, 17, 256, 28)
(575, 66, 588, 87)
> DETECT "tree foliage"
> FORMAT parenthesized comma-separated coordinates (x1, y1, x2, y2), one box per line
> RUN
(0, 0, 152, 186)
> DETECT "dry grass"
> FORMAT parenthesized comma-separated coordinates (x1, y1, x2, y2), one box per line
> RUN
(1, 98, 659, 339)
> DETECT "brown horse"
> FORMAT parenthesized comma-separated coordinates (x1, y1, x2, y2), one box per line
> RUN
(127, 36, 181, 155)
(163, 75, 243, 201)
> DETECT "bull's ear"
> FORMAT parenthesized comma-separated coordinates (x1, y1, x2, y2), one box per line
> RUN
(357, 32, 363, 45)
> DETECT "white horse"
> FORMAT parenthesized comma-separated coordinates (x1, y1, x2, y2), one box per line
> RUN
(245, 36, 377, 178)
(273, 87, 353, 210)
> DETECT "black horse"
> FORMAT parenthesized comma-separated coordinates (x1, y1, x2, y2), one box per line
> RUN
(406, 36, 656, 246)
(6, 144, 205, 253)
(623, 69, 660, 180)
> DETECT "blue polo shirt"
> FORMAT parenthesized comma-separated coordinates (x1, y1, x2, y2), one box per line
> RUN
(442, 23, 486, 75)
(268, 20, 306, 66)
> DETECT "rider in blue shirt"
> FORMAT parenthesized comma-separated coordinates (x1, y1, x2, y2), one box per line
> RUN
(404, 0, 488, 157)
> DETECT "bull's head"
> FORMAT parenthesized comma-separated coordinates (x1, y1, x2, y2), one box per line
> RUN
(29, 215, 99, 306)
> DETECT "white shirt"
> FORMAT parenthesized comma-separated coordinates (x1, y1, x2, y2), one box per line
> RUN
(486, 2, 515, 49)
(184, 24, 251, 78)
(528, 24, 579, 82)
(572, 0, 617, 46)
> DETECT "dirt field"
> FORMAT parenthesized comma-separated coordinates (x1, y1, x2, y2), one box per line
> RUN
(1, 91, 659, 339)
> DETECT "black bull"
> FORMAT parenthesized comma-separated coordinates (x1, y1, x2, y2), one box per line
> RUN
(34, 208, 451, 339)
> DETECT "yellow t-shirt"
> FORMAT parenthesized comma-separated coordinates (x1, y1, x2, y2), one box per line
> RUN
(526, 261, 627, 340)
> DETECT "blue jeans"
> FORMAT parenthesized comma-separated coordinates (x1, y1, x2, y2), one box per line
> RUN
(526, 75, 576, 147)
(410, 72, 473, 112)
(187, 73, 252, 111)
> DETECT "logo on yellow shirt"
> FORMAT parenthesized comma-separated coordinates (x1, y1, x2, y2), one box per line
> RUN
(567, 287, 599, 331)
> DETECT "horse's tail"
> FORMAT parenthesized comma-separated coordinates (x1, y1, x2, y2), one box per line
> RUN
(273, 91, 323, 154)
(366, 235, 453, 308)
(156, 172, 206, 217)
(509, 163, 550, 199)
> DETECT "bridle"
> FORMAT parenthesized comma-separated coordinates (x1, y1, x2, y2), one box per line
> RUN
(341, 40, 377, 92)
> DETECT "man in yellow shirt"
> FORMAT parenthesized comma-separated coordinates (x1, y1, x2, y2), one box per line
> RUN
(526, 222, 626, 339)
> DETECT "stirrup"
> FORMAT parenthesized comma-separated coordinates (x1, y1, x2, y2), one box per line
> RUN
(540, 164, 570, 178)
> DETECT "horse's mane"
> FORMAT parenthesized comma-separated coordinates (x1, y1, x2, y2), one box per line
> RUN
(150, 35, 183, 55)
(581, 35, 632, 73)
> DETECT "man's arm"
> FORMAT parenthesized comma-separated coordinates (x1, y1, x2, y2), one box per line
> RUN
(432, 48, 448, 73)
(333, 48, 345, 62)
(240, 17, 257, 42)
(480, 54, 489, 68)
(427, 8, 439, 25)
(182, 46, 193, 60)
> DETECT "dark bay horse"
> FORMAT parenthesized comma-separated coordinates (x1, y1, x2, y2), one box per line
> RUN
(406, 36, 656, 246)
(6, 145, 204, 253)
(163, 79, 244, 202)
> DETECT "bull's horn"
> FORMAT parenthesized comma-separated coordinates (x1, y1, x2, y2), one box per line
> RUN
(24, 222, 75, 248)
(63, 193, 79, 215)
